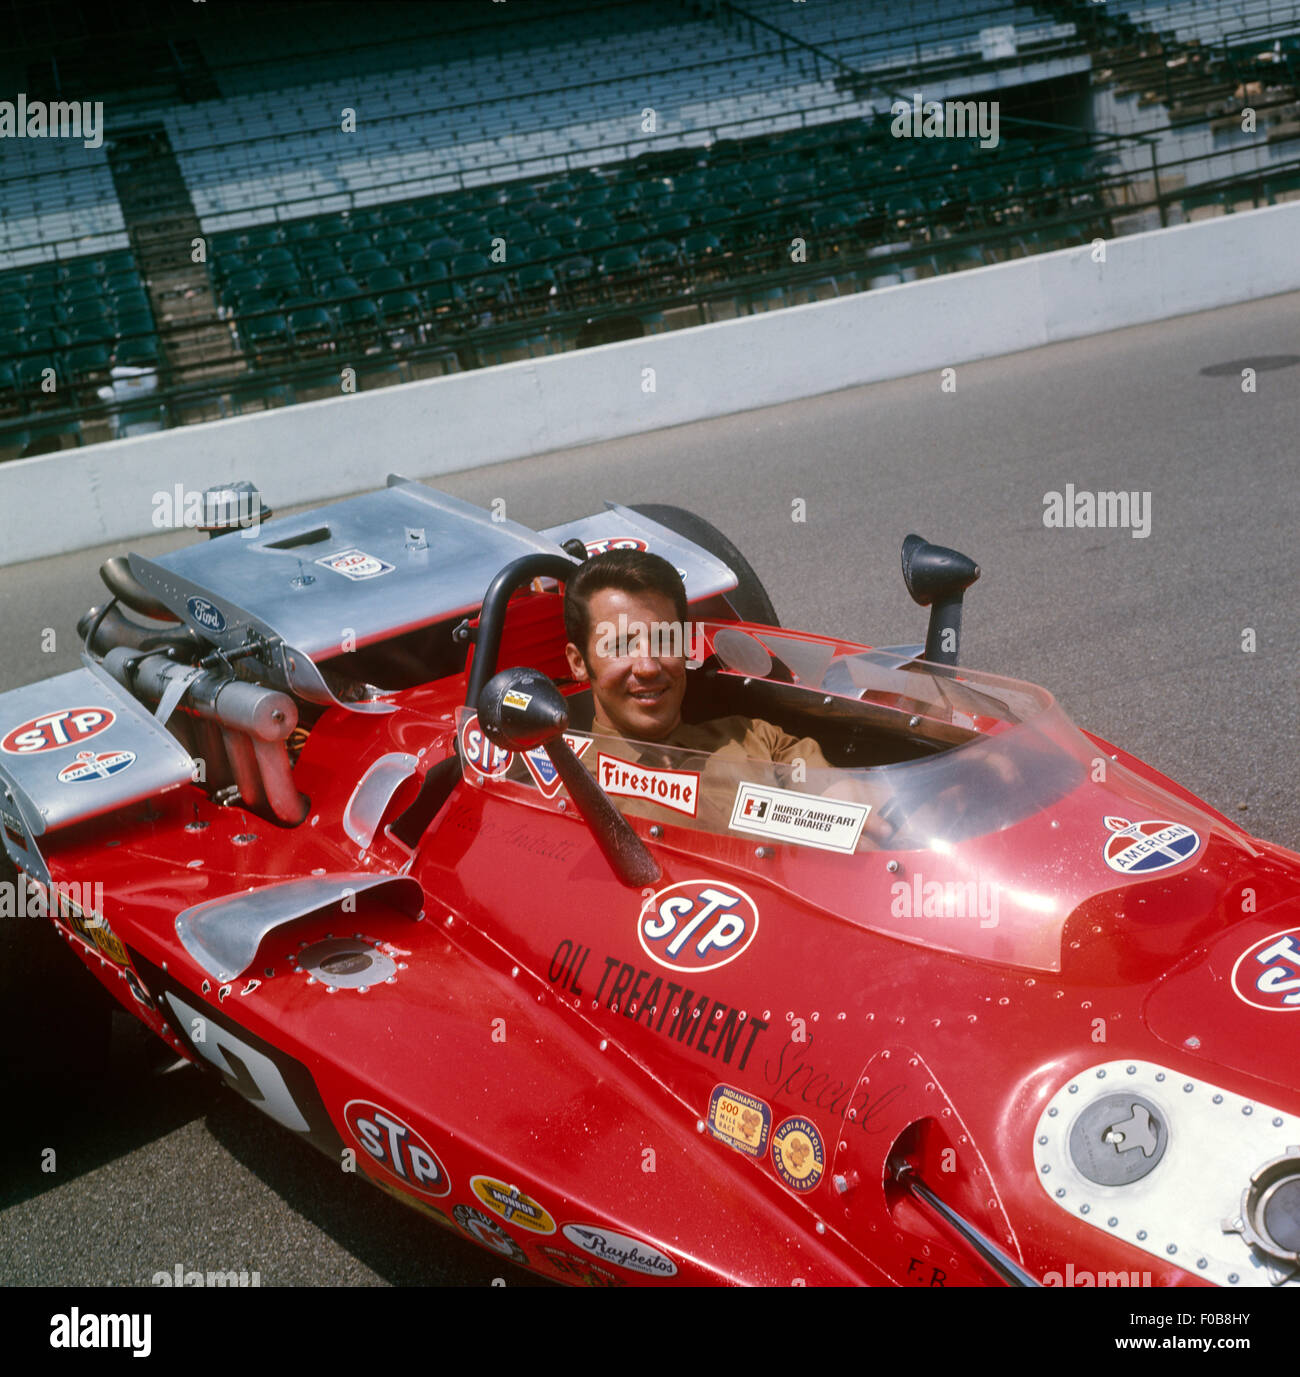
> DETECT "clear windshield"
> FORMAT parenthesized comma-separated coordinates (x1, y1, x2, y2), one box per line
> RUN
(455, 630, 1250, 972)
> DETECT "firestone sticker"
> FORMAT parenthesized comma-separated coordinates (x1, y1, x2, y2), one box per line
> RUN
(1231, 928, 1300, 1011)
(315, 548, 395, 581)
(707, 1084, 772, 1158)
(560, 1224, 677, 1277)
(598, 754, 699, 817)
(638, 879, 759, 973)
(771, 1116, 825, 1193)
(729, 781, 869, 854)
(1102, 816, 1200, 875)
(470, 1176, 557, 1234)
(2, 708, 116, 755)
(56, 749, 136, 783)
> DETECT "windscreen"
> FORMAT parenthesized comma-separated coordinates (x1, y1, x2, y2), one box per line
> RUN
(455, 634, 1248, 972)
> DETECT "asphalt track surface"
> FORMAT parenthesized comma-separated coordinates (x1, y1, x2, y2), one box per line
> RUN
(0, 288, 1296, 1288)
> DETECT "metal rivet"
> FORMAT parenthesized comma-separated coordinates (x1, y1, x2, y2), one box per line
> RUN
(1137, 1230, 1147, 1240)
(886, 860, 900, 873)
(649, 825, 662, 838)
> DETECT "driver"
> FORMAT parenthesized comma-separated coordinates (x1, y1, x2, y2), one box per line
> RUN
(562, 549, 872, 834)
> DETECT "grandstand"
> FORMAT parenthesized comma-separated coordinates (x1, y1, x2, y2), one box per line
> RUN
(1, 0, 1297, 459)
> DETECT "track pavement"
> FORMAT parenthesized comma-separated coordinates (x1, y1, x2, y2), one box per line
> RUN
(1, 288, 1296, 1286)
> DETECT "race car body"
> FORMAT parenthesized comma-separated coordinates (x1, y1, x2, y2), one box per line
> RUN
(3, 476, 1298, 1287)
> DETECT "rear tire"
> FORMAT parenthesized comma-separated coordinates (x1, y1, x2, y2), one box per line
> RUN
(0, 849, 113, 1102)
(628, 503, 779, 627)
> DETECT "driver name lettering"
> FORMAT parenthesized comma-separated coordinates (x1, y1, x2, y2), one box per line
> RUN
(763, 1033, 908, 1133)
(548, 937, 769, 1070)
(598, 755, 699, 817)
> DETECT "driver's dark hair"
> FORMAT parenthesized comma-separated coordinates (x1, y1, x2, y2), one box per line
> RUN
(564, 549, 689, 659)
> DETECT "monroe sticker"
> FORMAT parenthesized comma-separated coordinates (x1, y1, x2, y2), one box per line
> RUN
(729, 781, 869, 854)
(707, 1084, 772, 1158)
(598, 754, 699, 817)
(771, 1116, 825, 1193)
(470, 1176, 557, 1234)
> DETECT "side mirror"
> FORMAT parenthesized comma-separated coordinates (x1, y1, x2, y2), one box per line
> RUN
(900, 534, 980, 668)
(476, 668, 660, 888)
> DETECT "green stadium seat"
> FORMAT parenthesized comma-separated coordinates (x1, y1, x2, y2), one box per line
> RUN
(367, 267, 408, 293)
(288, 307, 335, 348)
(350, 248, 389, 274)
(66, 344, 112, 379)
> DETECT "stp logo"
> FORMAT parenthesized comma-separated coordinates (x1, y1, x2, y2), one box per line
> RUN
(1231, 928, 1300, 1011)
(639, 880, 759, 973)
(584, 536, 648, 556)
(344, 1100, 451, 1197)
(459, 713, 513, 777)
(2, 707, 116, 755)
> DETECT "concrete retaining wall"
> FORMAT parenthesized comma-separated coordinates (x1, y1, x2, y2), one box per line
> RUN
(2, 199, 1295, 566)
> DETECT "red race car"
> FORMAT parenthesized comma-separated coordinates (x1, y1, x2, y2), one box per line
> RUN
(3, 476, 1298, 1287)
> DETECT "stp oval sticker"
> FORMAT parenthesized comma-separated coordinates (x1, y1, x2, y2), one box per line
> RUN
(639, 880, 758, 973)
(2, 707, 116, 755)
(343, 1100, 451, 1197)
(459, 713, 513, 778)
(1231, 928, 1300, 1011)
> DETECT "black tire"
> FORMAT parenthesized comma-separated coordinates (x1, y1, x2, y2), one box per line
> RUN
(0, 848, 113, 1101)
(628, 503, 780, 627)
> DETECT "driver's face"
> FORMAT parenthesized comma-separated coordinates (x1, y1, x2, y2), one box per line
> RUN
(565, 587, 687, 742)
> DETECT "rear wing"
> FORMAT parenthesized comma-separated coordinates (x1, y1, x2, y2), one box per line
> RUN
(0, 664, 193, 886)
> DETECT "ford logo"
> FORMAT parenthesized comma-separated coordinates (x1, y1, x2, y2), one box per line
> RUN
(186, 596, 227, 633)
